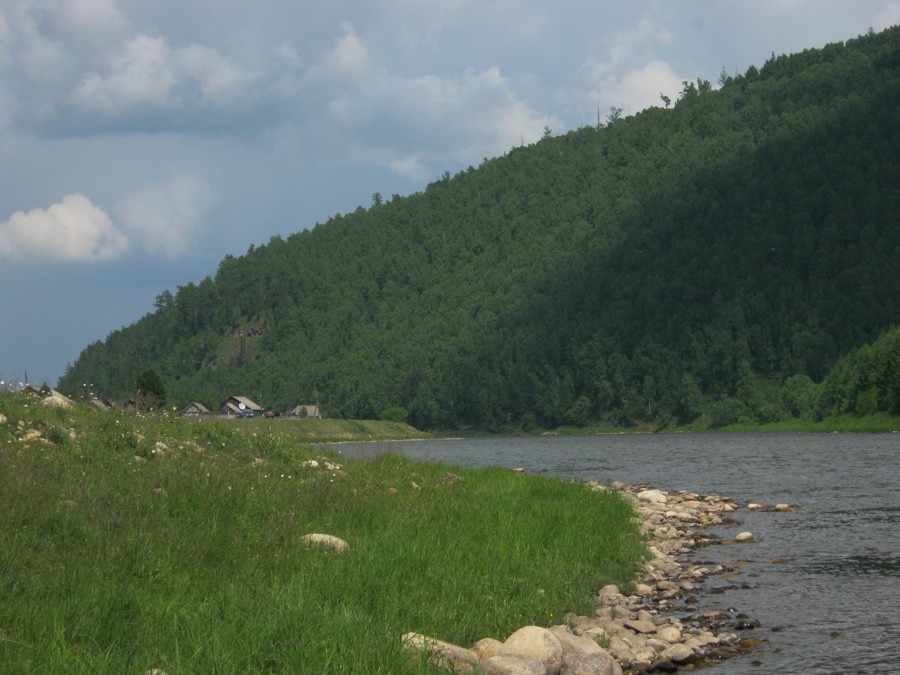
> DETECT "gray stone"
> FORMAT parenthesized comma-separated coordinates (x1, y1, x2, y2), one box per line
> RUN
(623, 619, 657, 634)
(561, 652, 623, 675)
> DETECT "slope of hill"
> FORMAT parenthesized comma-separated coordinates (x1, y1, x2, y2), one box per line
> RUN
(59, 27, 900, 429)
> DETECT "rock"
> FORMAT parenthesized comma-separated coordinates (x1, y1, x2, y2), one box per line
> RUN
(656, 625, 682, 643)
(661, 643, 694, 664)
(747, 503, 765, 510)
(473, 637, 504, 661)
(548, 627, 610, 659)
(633, 582, 653, 596)
(300, 533, 349, 553)
(401, 632, 478, 674)
(480, 654, 547, 674)
(623, 619, 657, 634)
(22, 429, 41, 442)
(735, 531, 755, 543)
(560, 652, 623, 675)
(0, 413, 6, 424)
(42, 394, 72, 409)
(498, 626, 563, 674)
(637, 489, 668, 504)
(775, 503, 794, 512)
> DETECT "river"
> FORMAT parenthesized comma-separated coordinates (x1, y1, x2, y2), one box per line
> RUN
(340, 432, 899, 674)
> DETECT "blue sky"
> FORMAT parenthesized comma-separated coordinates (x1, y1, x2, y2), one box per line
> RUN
(1, 0, 898, 387)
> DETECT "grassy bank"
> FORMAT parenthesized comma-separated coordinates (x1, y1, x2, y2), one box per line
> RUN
(0, 394, 645, 673)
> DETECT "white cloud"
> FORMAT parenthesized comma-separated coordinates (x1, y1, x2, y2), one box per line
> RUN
(71, 33, 258, 113)
(305, 24, 555, 171)
(116, 175, 215, 258)
(0, 193, 129, 262)
(598, 60, 685, 113)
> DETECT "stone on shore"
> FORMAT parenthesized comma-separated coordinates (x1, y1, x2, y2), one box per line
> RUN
(637, 489, 668, 504)
(497, 626, 563, 674)
(401, 632, 479, 673)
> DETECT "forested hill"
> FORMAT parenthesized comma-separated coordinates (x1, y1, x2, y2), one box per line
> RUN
(60, 27, 900, 429)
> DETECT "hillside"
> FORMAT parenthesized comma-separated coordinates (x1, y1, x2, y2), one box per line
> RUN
(59, 27, 900, 429)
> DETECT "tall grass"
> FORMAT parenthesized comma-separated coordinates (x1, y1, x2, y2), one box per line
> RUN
(0, 394, 645, 673)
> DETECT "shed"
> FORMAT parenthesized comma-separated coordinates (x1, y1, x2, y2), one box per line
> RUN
(290, 404, 322, 418)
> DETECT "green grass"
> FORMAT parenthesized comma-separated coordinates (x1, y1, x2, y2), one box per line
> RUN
(0, 394, 645, 673)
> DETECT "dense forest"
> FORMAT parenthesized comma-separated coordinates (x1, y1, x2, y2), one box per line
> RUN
(60, 27, 900, 429)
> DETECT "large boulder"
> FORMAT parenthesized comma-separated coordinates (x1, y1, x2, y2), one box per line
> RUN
(497, 626, 563, 675)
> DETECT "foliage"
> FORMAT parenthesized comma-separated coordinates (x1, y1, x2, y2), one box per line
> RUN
(0, 394, 644, 672)
(135, 368, 166, 411)
(59, 27, 900, 430)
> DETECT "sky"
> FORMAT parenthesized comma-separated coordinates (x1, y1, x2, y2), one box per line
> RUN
(1, 0, 898, 388)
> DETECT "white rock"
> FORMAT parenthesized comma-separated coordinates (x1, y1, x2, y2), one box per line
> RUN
(735, 531, 755, 543)
(300, 533, 349, 553)
(637, 489, 668, 504)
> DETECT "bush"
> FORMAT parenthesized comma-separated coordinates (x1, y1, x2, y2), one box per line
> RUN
(380, 406, 409, 424)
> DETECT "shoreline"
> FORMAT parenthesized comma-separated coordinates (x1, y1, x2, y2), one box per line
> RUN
(405, 481, 767, 674)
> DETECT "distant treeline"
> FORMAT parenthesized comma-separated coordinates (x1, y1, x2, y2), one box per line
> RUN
(60, 27, 900, 429)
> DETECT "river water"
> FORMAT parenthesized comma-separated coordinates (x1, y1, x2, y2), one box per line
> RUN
(340, 432, 900, 674)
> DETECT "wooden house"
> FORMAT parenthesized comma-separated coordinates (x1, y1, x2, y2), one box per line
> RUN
(218, 396, 265, 417)
(181, 401, 211, 417)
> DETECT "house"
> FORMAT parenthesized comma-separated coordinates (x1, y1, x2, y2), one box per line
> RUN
(181, 401, 211, 417)
(218, 396, 265, 417)
(290, 404, 322, 419)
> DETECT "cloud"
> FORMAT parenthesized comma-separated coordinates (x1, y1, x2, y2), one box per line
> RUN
(578, 16, 685, 115)
(305, 24, 555, 174)
(71, 33, 257, 113)
(596, 60, 685, 113)
(0, 194, 129, 262)
(116, 175, 215, 258)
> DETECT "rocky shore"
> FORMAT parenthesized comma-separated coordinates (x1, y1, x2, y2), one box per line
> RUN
(404, 481, 771, 674)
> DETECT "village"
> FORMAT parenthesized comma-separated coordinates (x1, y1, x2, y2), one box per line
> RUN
(20, 384, 320, 421)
